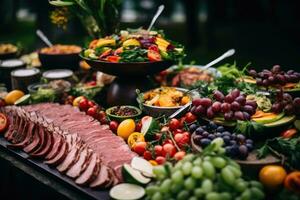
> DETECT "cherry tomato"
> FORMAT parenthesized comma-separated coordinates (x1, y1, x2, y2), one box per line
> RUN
(174, 151, 186, 161)
(179, 117, 186, 128)
(281, 128, 298, 138)
(173, 129, 183, 135)
(154, 145, 163, 157)
(98, 111, 106, 119)
(87, 106, 98, 118)
(185, 112, 197, 123)
(135, 121, 142, 132)
(86, 81, 97, 86)
(133, 142, 147, 156)
(79, 98, 89, 111)
(99, 116, 108, 124)
(106, 55, 120, 63)
(87, 100, 96, 108)
(143, 151, 153, 160)
(0, 113, 9, 133)
(169, 118, 180, 130)
(174, 133, 190, 148)
(148, 50, 161, 62)
(155, 156, 166, 165)
(162, 143, 177, 157)
(109, 121, 119, 133)
(148, 45, 159, 52)
(162, 139, 173, 146)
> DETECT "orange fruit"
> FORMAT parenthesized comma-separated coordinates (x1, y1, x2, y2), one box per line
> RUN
(4, 90, 24, 105)
(259, 165, 287, 189)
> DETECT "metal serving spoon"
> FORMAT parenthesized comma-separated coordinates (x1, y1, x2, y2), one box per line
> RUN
(36, 29, 53, 47)
(202, 49, 235, 70)
(147, 5, 165, 32)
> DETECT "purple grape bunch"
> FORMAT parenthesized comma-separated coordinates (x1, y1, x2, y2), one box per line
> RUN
(248, 65, 300, 87)
(191, 89, 257, 121)
(272, 92, 300, 115)
(191, 121, 253, 160)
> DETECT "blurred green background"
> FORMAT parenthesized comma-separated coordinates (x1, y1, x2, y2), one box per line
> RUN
(0, 0, 299, 69)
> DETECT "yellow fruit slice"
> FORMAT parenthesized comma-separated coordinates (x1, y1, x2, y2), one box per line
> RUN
(4, 90, 25, 105)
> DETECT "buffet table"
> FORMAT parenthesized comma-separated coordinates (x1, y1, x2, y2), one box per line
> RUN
(0, 138, 109, 200)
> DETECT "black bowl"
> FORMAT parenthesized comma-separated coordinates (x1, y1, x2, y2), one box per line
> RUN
(80, 54, 173, 76)
(38, 51, 81, 70)
(0, 51, 18, 60)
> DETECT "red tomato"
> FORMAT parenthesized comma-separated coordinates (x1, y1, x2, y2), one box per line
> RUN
(86, 81, 97, 86)
(0, 113, 9, 133)
(87, 107, 98, 118)
(169, 119, 180, 130)
(162, 139, 173, 146)
(79, 98, 89, 111)
(173, 129, 184, 135)
(99, 49, 112, 59)
(148, 50, 161, 62)
(133, 142, 147, 156)
(155, 156, 166, 165)
(154, 145, 163, 157)
(109, 121, 119, 133)
(174, 151, 186, 161)
(87, 101, 96, 108)
(99, 117, 108, 124)
(185, 112, 197, 123)
(281, 128, 298, 138)
(174, 133, 190, 148)
(148, 45, 159, 52)
(143, 151, 153, 160)
(179, 117, 186, 128)
(162, 143, 177, 157)
(114, 47, 123, 54)
(98, 111, 106, 119)
(135, 121, 142, 132)
(106, 55, 120, 63)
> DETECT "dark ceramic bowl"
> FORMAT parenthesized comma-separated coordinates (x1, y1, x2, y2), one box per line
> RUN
(106, 105, 142, 122)
(80, 53, 173, 77)
(38, 51, 81, 70)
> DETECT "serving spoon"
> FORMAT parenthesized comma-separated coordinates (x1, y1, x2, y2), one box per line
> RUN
(147, 5, 165, 32)
(201, 49, 235, 70)
(36, 29, 53, 47)
(168, 49, 236, 119)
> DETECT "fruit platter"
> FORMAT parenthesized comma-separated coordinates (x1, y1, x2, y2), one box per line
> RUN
(1, 5, 300, 200)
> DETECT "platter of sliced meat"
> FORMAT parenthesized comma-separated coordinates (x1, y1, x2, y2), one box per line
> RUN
(0, 103, 138, 200)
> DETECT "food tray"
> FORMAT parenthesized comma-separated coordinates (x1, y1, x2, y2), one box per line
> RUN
(0, 137, 109, 200)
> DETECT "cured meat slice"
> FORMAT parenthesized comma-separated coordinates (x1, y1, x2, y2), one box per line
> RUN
(75, 153, 99, 185)
(45, 134, 63, 160)
(89, 165, 110, 188)
(44, 142, 68, 166)
(66, 147, 90, 178)
(57, 145, 80, 173)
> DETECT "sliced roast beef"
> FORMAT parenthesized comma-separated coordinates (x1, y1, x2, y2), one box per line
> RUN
(31, 130, 53, 157)
(57, 145, 80, 173)
(75, 153, 99, 185)
(89, 165, 110, 188)
(23, 125, 41, 153)
(44, 141, 68, 166)
(8, 122, 35, 149)
(45, 134, 63, 160)
(29, 125, 47, 155)
(66, 147, 90, 178)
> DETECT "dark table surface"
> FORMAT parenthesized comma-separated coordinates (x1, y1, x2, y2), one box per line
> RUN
(0, 144, 103, 200)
